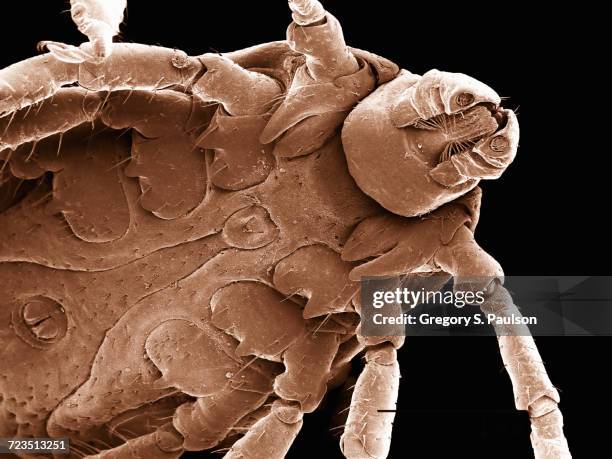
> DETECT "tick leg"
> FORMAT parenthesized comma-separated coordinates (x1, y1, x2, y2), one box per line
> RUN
(223, 399, 304, 459)
(0, 56, 78, 116)
(49, 317, 279, 457)
(340, 344, 400, 459)
(211, 279, 345, 413)
(192, 53, 282, 116)
(286, 0, 358, 81)
(0, 44, 202, 117)
(435, 226, 571, 458)
(433, 224, 504, 291)
(85, 423, 184, 459)
(273, 328, 342, 412)
(41, 0, 127, 64)
(173, 387, 270, 451)
(209, 279, 349, 455)
(0, 88, 102, 151)
(39, 41, 101, 65)
(47, 319, 264, 438)
(481, 286, 572, 459)
(261, 1, 373, 156)
(341, 190, 484, 281)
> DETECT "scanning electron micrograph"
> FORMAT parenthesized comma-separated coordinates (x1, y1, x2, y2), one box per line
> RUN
(0, 1, 571, 458)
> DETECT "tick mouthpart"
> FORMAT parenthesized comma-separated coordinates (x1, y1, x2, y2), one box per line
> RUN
(448, 104, 499, 142)
(414, 103, 502, 162)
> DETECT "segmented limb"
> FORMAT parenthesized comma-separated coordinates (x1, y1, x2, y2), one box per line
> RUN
(286, 0, 358, 81)
(336, 290, 402, 458)
(210, 276, 363, 456)
(193, 54, 282, 116)
(259, 0, 373, 156)
(0, 44, 202, 117)
(432, 225, 504, 292)
(173, 386, 269, 451)
(0, 88, 102, 151)
(1, 47, 280, 141)
(0, 55, 78, 116)
(1, 86, 211, 161)
(40, 0, 127, 63)
(85, 423, 184, 459)
(340, 343, 400, 459)
(223, 399, 304, 459)
(211, 280, 346, 412)
(273, 244, 359, 319)
(273, 329, 342, 412)
(435, 226, 571, 458)
(483, 286, 571, 458)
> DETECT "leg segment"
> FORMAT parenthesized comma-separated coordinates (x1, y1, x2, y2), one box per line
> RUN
(288, 0, 326, 26)
(274, 330, 341, 412)
(435, 225, 571, 458)
(193, 54, 282, 116)
(1, 50, 279, 150)
(85, 423, 184, 459)
(0, 44, 202, 116)
(482, 286, 571, 458)
(0, 55, 78, 116)
(0, 88, 102, 151)
(340, 344, 400, 459)
(41, 0, 127, 63)
(211, 279, 348, 412)
(173, 386, 269, 451)
(286, 0, 359, 81)
(223, 399, 304, 459)
(260, 0, 377, 157)
(210, 277, 362, 455)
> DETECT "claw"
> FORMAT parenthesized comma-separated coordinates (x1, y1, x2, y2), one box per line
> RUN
(40, 0, 126, 64)
(38, 41, 99, 64)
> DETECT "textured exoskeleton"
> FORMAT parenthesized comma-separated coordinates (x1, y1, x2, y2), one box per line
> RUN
(0, 1, 569, 458)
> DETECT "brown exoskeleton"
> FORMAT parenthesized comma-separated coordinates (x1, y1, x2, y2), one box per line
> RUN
(0, 1, 569, 458)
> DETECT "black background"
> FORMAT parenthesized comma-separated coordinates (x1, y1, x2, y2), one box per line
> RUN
(1, 1, 608, 458)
